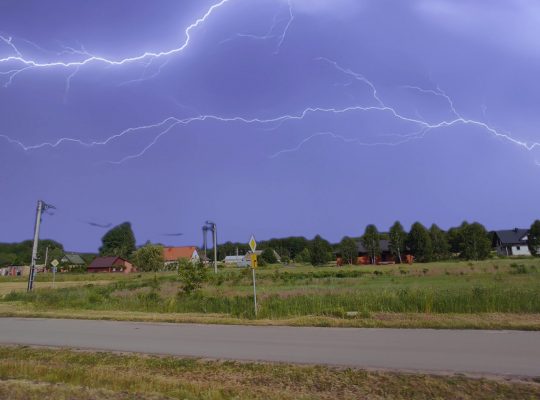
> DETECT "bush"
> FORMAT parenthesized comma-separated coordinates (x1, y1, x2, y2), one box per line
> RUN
(509, 263, 528, 274)
(178, 261, 208, 294)
(261, 248, 278, 264)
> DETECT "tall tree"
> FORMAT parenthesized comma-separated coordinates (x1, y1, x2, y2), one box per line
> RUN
(528, 220, 540, 256)
(459, 222, 491, 260)
(132, 243, 164, 275)
(310, 235, 331, 266)
(361, 225, 380, 265)
(99, 222, 136, 259)
(429, 224, 449, 261)
(407, 222, 433, 262)
(389, 221, 406, 263)
(339, 236, 358, 265)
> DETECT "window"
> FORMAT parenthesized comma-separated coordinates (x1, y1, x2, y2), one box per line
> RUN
(516, 246, 520, 250)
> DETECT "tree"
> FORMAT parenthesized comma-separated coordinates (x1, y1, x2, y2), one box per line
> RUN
(178, 260, 207, 294)
(0, 239, 65, 267)
(528, 220, 540, 256)
(429, 224, 449, 261)
(361, 225, 380, 264)
(133, 243, 164, 275)
(261, 248, 278, 264)
(99, 222, 136, 259)
(459, 222, 491, 260)
(339, 236, 358, 265)
(294, 248, 311, 264)
(407, 222, 433, 262)
(310, 235, 331, 266)
(389, 221, 406, 263)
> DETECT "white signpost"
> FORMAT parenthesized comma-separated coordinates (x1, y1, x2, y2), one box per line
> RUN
(249, 235, 258, 317)
(51, 259, 59, 288)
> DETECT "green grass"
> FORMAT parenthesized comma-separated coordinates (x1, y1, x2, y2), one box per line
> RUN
(0, 346, 538, 400)
(1, 259, 540, 324)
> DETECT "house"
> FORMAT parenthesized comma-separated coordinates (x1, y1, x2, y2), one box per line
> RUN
(492, 228, 531, 256)
(224, 255, 245, 266)
(162, 246, 200, 266)
(61, 253, 86, 268)
(336, 240, 413, 265)
(2, 266, 31, 276)
(87, 256, 136, 273)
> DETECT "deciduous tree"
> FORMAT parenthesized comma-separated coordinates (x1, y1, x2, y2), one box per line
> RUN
(389, 221, 406, 263)
(339, 236, 358, 265)
(133, 243, 164, 275)
(361, 225, 380, 265)
(310, 235, 331, 266)
(528, 220, 540, 256)
(261, 248, 278, 264)
(459, 222, 491, 260)
(430, 224, 449, 261)
(99, 222, 136, 259)
(407, 222, 433, 262)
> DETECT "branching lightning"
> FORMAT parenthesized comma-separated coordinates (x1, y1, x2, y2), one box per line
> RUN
(1, 1, 539, 167)
(218, 0, 294, 54)
(0, 0, 231, 86)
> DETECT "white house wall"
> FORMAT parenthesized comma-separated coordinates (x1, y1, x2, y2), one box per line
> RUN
(512, 245, 531, 256)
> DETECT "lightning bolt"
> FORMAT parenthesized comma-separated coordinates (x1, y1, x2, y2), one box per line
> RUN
(218, 0, 294, 54)
(0, 0, 232, 86)
(275, 59, 540, 158)
(268, 131, 424, 159)
(1, 3, 539, 166)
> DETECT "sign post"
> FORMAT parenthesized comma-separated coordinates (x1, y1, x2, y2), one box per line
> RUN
(51, 259, 59, 288)
(249, 235, 258, 317)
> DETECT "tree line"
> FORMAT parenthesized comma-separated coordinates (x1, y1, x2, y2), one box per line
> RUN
(3, 219, 539, 269)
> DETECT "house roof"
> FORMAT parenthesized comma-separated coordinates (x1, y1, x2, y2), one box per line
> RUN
(61, 253, 85, 265)
(88, 256, 124, 269)
(494, 229, 529, 245)
(163, 246, 197, 262)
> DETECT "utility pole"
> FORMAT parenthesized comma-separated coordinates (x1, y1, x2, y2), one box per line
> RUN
(213, 224, 217, 274)
(27, 200, 55, 292)
(203, 221, 218, 273)
(202, 225, 209, 259)
(44, 246, 49, 270)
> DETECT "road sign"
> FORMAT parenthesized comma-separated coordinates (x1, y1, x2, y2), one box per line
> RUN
(251, 254, 258, 269)
(249, 235, 257, 252)
(51, 259, 59, 267)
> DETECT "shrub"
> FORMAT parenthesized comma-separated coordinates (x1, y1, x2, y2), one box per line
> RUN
(178, 261, 208, 294)
(509, 263, 528, 274)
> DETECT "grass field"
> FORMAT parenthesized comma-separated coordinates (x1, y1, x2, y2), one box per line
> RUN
(1, 258, 539, 329)
(0, 346, 538, 400)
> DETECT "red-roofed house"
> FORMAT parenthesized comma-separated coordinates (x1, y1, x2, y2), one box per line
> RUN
(87, 256, 136, 273)
(163, 246, 200, 266)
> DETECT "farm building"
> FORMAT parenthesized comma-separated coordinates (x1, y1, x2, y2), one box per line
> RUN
(87, 256, 136, 273)
(336, 240, 413, 265)
(492, 228, 531, 256)
(0, 266, 30, 276)
(223, 255, 245, 266)
(162, 246, 200, 266)
(61, 253, 86, 268)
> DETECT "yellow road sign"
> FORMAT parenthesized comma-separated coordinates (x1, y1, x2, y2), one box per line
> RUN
(249, 235, 257, 252)
(51, 259, 59, 267)
(251, 254, 258, 269)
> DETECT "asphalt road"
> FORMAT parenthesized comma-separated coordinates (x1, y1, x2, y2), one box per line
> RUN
(1, 318, 539, 377)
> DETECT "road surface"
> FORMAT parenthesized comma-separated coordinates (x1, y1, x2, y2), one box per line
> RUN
(0, 318, 539, 377)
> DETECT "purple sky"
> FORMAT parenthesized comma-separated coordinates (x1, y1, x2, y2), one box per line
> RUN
(1, 0, 539, 252)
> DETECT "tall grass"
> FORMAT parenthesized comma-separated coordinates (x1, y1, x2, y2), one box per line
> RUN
(4, 279, 539, 319)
